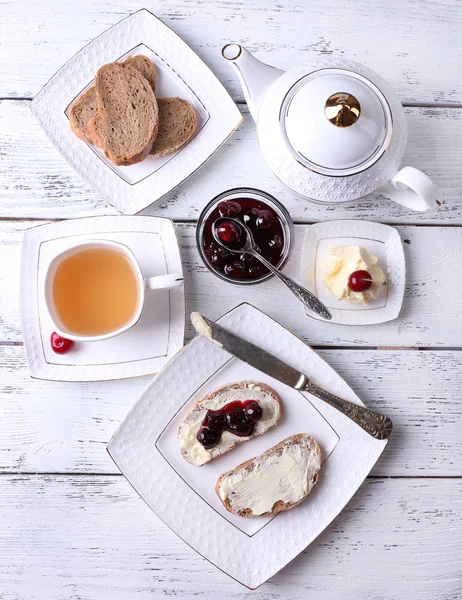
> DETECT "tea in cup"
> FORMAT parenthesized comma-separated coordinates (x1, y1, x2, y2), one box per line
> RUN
(44, 240, 183, 342)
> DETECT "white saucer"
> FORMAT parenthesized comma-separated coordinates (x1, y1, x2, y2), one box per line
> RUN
(108, 303, 387, 588)
(20, 216, 185, 381)
(30, 9, 243, 214)
(301, 220, 406, 325)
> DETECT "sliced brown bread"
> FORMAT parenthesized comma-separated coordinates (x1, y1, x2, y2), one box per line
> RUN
(86, 112, 104, 147)
(124, 55, 156, 92)
(216, 434, 321, 517)
(69, 87, 98, 142)
(88, 97, 197, 158)
(150, 97, 197, 157)
(94, 63, 159, 166)
(69, 55, 156, 146)
(178, 381, 283, 466)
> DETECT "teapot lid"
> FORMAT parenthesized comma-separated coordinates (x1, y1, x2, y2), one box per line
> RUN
(280, 69, 393, 176)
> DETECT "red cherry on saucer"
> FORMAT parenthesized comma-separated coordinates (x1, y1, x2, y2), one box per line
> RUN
(216, 221, 241, 244)
(50, 332, 75, 354)
(348, 270, 373, 292)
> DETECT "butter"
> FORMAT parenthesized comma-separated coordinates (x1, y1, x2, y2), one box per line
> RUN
(218, 444, 318, 515)
(190, 312, 222, 347)
(178, 383, 281, 466)
(320, 245, 385, 304)
(190, 312, 213, 339)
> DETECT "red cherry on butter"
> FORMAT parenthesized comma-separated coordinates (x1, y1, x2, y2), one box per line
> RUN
(51, 332, 74, 354)
(216, 220, 241, 244)
(348, 270, 372, 292)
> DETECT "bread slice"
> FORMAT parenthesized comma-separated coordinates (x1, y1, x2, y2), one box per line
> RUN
(216, 434, 321, 517)
(124, 55, 156, 92)
(94, 63, 159, 166)
(86, 112, 104, 147)
(70, 55, 156, 146)
(69, 87, 98, 142)
(150, 97, 197, 157)
(178, 381, 283, 467)
(88, 97, 197, 158)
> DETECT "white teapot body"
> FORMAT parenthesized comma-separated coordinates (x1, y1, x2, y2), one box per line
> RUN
(222, 44, 440, 212)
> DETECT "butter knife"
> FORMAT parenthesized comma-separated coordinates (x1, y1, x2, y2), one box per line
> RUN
(191, 313, 392, 440)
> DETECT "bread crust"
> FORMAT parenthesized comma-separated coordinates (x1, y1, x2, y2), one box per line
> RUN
(216, 433, 321, 517)
(86, 112, 104, 147)
(179, 381, 283, 466)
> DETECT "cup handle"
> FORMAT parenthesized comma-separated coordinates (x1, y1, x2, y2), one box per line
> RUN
(145, 273, 183, 291)
(380, 166, 441, 212)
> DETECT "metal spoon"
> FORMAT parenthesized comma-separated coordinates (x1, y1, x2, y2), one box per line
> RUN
(213, 218, 332, 320)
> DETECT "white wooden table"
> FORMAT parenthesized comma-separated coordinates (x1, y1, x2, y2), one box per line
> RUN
(2, 1, 462, 598)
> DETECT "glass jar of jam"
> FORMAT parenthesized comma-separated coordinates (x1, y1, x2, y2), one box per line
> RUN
(196, 188, 294, 285)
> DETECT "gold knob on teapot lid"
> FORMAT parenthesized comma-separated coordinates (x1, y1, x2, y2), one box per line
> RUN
(325, 92, 361, 127)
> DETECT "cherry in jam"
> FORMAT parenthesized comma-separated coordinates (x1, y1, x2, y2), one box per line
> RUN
(196, 400, 262, 449)
(201, 197, 286, 281)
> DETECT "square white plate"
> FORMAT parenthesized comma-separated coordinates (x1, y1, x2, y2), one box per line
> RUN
(30, 9, 243, 214)
(108, 303, 387, 588)
(301, 220, 406, 325)
(20, 216, 185, 381)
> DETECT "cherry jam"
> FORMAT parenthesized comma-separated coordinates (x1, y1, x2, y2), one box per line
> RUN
(201, 197, 286, 281)
(196, 400, 262, 449)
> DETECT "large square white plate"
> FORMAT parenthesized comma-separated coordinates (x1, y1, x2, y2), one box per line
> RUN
(301, 220, 406, 325)
(108, 303, 387, 588)
(20, 216, 185, 381)
(30, 9, 243, 214)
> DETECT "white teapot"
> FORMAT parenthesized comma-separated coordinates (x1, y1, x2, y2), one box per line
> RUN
(222, 44, 441, 212)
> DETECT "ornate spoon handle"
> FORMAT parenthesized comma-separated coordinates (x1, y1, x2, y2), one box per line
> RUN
(254, 253, 332, 320)
(304, 381, 393, 440)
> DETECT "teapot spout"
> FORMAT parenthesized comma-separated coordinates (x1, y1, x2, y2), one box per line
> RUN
(222, 44, 284, 121)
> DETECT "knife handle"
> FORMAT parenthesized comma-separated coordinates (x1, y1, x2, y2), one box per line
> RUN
(304, 382, 393, 440)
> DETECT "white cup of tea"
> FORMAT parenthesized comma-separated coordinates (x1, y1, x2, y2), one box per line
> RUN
(44, 239, 183, 342)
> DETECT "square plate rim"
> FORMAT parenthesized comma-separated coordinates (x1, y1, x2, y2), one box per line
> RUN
(20, 215, 185, 381)
(301, 219, 406, 325)
(30, 9, 243, 215)
(107, 302, 388, 588)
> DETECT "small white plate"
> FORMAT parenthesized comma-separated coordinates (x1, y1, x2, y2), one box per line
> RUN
(301, 220, 406, 325)
(108, 303, 387, 588)
(20, 216, 185, 381)
(31, 9, 243, 214)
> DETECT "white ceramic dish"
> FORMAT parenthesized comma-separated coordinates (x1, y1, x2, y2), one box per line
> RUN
(31, 9, 242, 214)
(301, 220, 406, 325)
(108, 303, 387, 588)
(20, 216, 185, 381)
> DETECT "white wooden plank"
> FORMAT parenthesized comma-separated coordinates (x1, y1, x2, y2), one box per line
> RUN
(1, 475, 460, 599)
(2, 220, 461, 346)
(2, 0, 462, 104)
(1, 101, 461, 223)
(0, 345, 460, 476)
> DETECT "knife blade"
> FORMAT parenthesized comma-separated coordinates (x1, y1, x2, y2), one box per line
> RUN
(191, 312, 392, 440)
(192, 312, 308, 390)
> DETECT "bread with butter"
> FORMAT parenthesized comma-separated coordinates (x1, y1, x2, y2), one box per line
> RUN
(178, 381, 283, 467)
(216, 434, 321, 517)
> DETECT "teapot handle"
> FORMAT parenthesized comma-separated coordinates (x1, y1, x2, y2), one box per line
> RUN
(380, 166, 441, 212)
